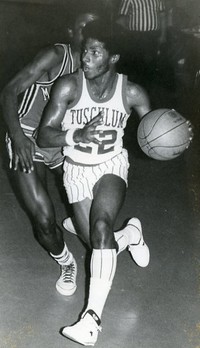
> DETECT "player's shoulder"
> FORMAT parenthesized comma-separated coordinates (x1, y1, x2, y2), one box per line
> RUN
(50, 43, 69, 57)
(56, 70, 79, 87)
(52, 70, 79, 98)
(29, 43, 68, 71)
(124, 79, 150, 111)
(35, 43, 67, 63)
(126, 80, 147, 101)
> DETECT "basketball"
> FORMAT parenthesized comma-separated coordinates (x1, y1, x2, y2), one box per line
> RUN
(137, 109, 193, 160)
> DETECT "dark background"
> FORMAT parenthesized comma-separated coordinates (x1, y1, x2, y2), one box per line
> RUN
(0, 0, 200, 89)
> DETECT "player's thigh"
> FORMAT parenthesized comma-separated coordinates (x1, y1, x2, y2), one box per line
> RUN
(14, 162, 54, 216)
(92, 174, 126, 226)
(72, 198, 92, 245)
(52, 163, 63, 179)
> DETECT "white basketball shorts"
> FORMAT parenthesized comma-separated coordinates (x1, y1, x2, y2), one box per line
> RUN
(63, 148, 130, 203)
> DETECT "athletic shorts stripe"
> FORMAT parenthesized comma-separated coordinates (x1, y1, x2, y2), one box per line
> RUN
(63, 149, 130, 203)
(6, 132, 64, 170)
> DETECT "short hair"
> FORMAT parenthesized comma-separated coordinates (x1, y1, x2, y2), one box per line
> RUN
(66, 0, 102, 29)
(82, 18, 125, 55)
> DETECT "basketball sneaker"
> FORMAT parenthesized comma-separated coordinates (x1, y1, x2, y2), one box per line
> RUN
(56, 258, 77, 296)
(62, 217, 77, 235)
(127, 218, 150, 267)
(62, 309, 102, 346)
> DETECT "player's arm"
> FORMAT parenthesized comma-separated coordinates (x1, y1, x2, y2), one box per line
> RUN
(0, 45, 64, 172)
(37, 74, 76, 148)
(37, 74, 103, 148)
(126, 81, 151, 120)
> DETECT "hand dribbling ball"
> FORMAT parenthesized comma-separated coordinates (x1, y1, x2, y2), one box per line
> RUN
(137, 109, 193, 160)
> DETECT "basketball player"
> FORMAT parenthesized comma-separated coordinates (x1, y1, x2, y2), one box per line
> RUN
(37, 19, 151, 345)
(0, 7, 99, 297)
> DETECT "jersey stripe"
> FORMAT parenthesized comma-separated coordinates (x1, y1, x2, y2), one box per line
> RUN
(35, 43, 69, 86)
(68, 45, 74, 73)
(18, 84, 39, 118)
(55, 44, 69, 77)
(18, 44, 70, 119)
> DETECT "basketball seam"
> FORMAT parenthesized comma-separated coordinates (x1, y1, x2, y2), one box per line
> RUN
(140, 120, 187, 147)
(137, 109, 191, 160)
(150, 142, 189, 149)
(139, 109, 170, 140)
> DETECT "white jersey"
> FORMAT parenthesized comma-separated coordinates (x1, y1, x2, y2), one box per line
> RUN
(62, 70, 131, 165)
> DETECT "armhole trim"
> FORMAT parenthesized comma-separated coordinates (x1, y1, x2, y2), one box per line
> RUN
(122, 75, 131, 114)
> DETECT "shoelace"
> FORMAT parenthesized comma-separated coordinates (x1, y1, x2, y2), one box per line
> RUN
(61, 262, 76, 283)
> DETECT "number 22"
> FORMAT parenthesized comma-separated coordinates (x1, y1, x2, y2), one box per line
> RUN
(74, 130, 117, 154)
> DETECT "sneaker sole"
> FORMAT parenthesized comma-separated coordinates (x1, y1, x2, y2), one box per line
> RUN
(62, 329, 95, 346)
(56, 283, 77, 296)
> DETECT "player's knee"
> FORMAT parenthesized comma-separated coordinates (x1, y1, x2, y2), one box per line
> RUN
(91, 218, 114, 249)
(33, 209, 55, 236)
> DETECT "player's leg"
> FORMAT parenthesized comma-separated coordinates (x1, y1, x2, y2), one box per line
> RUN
(84, 174, 124, 314)
(91, 173, 126, 248)
(62, 174, 125, 345)
(63, 169, 150, 266)
(91, 171, 149, 268)
(14, 162, 63, 253)
(63, 212, 150, 267)
(71, 197, 92, 247)
(62, 159, 95, 247)
(13, 162, 77, 296)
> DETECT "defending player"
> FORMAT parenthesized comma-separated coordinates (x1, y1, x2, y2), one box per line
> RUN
(37, 19, 151, 346)
(0, 6, 99, 297)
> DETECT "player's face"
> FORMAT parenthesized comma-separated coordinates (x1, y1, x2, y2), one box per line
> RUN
(73, 13, 98, 46)
(82, 38, 111, 80)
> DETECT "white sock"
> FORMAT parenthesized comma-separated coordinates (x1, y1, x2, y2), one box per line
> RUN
(85, 249, 117, 319)
(114, 221, 141, 255)
(50, 243, 72, 265)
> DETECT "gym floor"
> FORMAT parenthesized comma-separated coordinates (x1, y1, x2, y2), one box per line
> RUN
(0, 69, 199, 348)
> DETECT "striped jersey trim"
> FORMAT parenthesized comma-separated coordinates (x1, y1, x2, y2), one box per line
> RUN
(18, 44, 73, 119)
(18, 84, 39, 119)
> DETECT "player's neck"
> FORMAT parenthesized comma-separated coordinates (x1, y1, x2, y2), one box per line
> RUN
(70, 49, 81, 70)
(88, 70, 117, 100)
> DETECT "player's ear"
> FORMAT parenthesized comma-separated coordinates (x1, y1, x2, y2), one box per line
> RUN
(111, 54, 120, 64)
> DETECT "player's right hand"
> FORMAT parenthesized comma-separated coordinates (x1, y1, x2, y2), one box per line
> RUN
(12, 135, 35, 173)
(74, 111, 104, 144)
